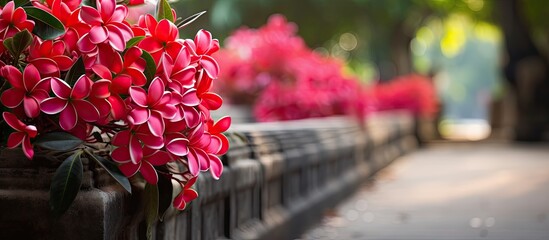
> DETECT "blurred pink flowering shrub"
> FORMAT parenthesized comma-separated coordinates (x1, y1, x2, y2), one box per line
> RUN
(216, 14, 366, 121)
(0, 0, 229, 218)
(371, 74, 439, 118)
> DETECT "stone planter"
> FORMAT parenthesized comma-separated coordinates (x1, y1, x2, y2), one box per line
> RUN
(0, 148, 136, 240)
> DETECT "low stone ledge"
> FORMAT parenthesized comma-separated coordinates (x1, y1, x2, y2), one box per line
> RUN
(0, 111, 418, 240)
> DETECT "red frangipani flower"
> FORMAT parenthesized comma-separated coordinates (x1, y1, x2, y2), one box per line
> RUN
(40, 76, 100, 130)
(184, 30, 220, 79)
(3, 112, 37, 159)
(114, 146, 171, 185)
(138, 15, 181, 63)
(111, 126, 165, 165)
(0, 64, 50, 118)
(27, 38, 74, 78)
(173, 177, 198, 210)
(206, 116, 231, 155)
(184, 123, 223, 179)
(127, 77, 177, 137)
(78, 0, 133, 53)
(0, 1, 34, 40)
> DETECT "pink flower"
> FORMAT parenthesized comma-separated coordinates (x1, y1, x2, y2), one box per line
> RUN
(0, 64, 50, 118)
(127, 77, 177, 137)
(114, 146, 171, 184)
(0, 2, 34, 40)
(206, 116, 231, 155)
(40, 76, 100, 130)
(137, 15, 181, 63)
(3, 112, 37, 159)
(111, 126, 164, 165)
(27, 38, 74, 78)
(159, 46, 196, 90)
(78, 0, 133, 52)
(173, 177, 198, 210)
(184, 30, 220, 79)
(184, 123, 223, 179)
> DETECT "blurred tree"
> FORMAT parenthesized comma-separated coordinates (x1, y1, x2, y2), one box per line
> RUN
(496, 0, 549, 141)
(174, 0, 549, 140)
(174, 0, 491, 80)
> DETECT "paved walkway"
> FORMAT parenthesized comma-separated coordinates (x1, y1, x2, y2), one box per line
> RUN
(301, 143, 549, 240)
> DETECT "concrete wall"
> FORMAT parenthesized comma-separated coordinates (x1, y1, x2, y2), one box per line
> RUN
(0, 111, 417, 240)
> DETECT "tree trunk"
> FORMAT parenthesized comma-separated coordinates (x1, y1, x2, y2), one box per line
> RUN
(497, 0, 549, 141)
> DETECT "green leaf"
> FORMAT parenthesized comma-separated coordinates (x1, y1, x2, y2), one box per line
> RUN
(49, 151, 83, 216)
(86, 151, 132, 194)
(156, 0, 174, 22)
(157, 171, 173, 221)
(141, 51, 156, 84)
(176, 11, 206, 29)
(3, 29, 33, 61)
(34, 132, 83, 151)
(64, 57, 85, 86)
(126, 36, 145, 49)
(23, 7, 65, 40)
(0, 0, 30, 7)
(144, 183, 159, 240)
(81, 0, 96, 8)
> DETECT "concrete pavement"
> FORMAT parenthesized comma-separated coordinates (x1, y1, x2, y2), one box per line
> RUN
(301, 143, 549, 240)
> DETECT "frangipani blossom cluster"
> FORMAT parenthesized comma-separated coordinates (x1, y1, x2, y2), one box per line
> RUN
(0, 0, 229, 211)
(370, 74, 439, 118)
(216, 14, 366, 121)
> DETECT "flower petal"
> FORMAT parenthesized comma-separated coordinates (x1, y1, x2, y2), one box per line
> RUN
(89, 25, 109, 44)
(112, 146, 131, 163)
(31, 58, 59, 78)
(194, 30, 212, 55)
(23, 96, 40, 118)
(129, 86, 148, 107)
(147, 150, 171, 165)
(1, 88, 24, 108)
(181, 89, 200, 106)
(201, 92, 223, 110)
(147, 77, 165, 105)
(71, 76, 92, 99)
(208, 154, 223, 180)
(22, 136, 35, 159)
(106, 25, 125, 51)
(182, 189, 198, 203)
(200, 55, 219, 79)
(166, 138, 189, 156)
(80, 5, 102, 25)
(212, 116, 231, 133)
(195, 147, 210, 171)
(59, 104, 78, 130)
(91, 79, 111, 98)
(119, 162, 140, 177)
(1, 65, 23, 89)
(129, 135, 143, 164)
(73, 100, 100, 122)
(23, 64, 41, 91)
(112, 130, 130, 146)
(7, 132, 25, 148)
(217, 134, 230, 156)
(98, 0, 115, 22)
(40, 97, 67, 114)
(148, 111, 165, 137)
(140, 161, 158, 184)
(77, 33, 97, 53)
(128, 108, 149, 125)
(187, 148, 200, 176)
(139, 133, 164, 149)
(155, 19, 177, 43)
(50, 78, 71, 99)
